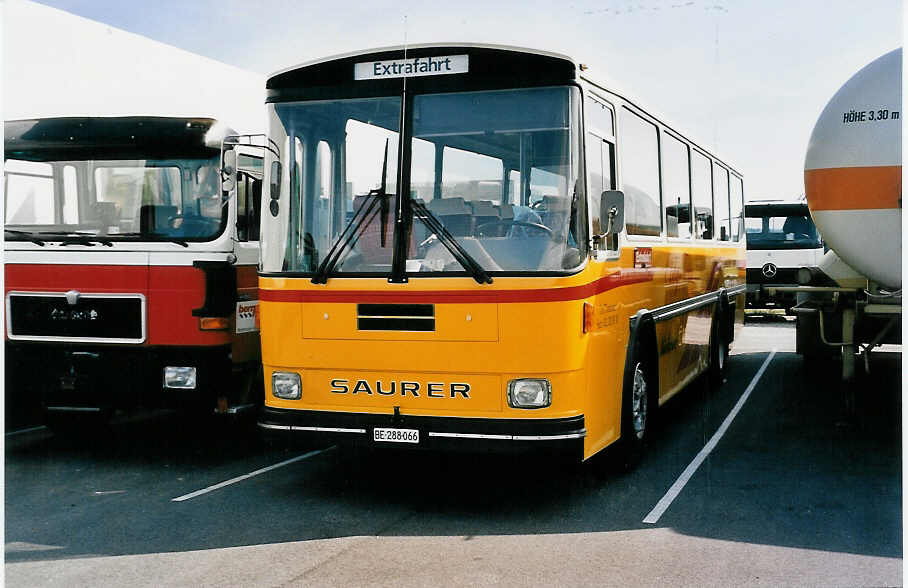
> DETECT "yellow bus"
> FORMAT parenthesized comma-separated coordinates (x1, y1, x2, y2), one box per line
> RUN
(253, 45, 745, 463)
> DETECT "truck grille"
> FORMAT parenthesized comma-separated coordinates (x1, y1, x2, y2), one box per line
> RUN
(7, 292, 145, 343)
(357, 304, 435, 332)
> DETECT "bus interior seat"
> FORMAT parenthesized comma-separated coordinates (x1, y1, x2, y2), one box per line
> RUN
(349, 193, 393, 265)
(91, 202, 120, 231)
(495, 202, 515, 222)
(427, 197, 472, 236)
(411, 197, 430, 245)
(348, 193, 418, 267)
(469, 200, 500, 235)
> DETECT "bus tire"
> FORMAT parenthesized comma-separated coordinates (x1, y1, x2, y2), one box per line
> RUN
(709, 312, 729, 388)
(618, 340, 656, 467)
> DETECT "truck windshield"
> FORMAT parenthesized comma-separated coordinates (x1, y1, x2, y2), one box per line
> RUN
(745, 211, 822, 250)
(4, 156, 225, 241)
(267, 85, 584, 276)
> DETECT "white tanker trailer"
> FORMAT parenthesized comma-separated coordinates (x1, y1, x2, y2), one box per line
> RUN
(777, 48, 902, 384)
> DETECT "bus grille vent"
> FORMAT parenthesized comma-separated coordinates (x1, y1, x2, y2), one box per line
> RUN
(357, 304, 435, 332)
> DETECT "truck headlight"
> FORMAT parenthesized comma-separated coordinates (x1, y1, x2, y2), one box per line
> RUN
(507, 378, 551, 409)
(164, 366, 197, 389)
(272, 372, 302, 400)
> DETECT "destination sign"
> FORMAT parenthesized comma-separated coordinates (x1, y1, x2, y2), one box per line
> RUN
(354, 54, 469, 80)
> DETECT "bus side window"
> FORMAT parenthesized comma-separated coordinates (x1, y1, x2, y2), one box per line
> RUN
(662, 133, 691, 238)
(586, 133, 603, 235)
(586, 133, 615, 236)
(713, 163, 730, 241)
(690, 149, 713, 240)
(730, 174, 744, 241)
(619, 108, 661, 236)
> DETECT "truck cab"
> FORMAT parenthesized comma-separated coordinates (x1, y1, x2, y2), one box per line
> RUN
(744, 200, 825, 312)
(4, 116, 263, 427)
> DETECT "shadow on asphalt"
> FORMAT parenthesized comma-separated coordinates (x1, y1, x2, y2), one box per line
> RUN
(5, 350, 901, 562)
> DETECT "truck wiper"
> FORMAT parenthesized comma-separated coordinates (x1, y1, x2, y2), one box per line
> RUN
(410, 198, 492, 284)
(58, 235, 114, 247)
(4, 229, 45, 246)
(312, 139, 391, 284)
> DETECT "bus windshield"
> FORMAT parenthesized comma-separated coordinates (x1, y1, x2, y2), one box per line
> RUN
(745, 208, 822, 250)
(4, 156, 225, 241)
(268, 85, 584, 276)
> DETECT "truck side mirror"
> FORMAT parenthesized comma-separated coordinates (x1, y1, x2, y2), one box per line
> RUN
(599, 190, 625, 251)
(221, 148, 237, 195)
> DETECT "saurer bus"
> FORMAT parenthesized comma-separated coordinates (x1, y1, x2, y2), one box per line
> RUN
(254, 45, 745, 462)
(4, 117, 263, 427)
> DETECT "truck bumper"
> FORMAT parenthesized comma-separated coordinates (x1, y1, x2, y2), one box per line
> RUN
(5, 342, 241, 413)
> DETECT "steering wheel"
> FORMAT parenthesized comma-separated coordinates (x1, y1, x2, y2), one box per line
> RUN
(475, 220, 553, 238)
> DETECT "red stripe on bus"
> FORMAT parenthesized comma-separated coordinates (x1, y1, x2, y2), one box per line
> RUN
(260, 270, 653, 304)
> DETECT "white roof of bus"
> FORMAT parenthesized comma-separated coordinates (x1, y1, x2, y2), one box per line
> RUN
(269, 42, 740, 177)
(268, 43, 576, 79)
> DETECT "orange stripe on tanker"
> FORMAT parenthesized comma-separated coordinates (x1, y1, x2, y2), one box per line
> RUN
(804, 165, 901, 211)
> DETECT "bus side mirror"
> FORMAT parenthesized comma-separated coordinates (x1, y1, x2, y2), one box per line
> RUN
(270, 161, 282, 200)
(221, 148, 237, 195)
(269, 161, 282, 216)
(599, 190, 624, 251)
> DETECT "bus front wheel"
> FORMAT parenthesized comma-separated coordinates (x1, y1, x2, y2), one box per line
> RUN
(618, 346, 655, 467)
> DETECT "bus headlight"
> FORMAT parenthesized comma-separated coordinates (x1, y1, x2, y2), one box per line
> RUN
(272, 372, 302, 400)
(164, 366, 197, 389)
(507, 378, 551, 409)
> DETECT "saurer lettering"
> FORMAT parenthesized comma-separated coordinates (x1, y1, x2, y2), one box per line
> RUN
(330, 379, 470, 398)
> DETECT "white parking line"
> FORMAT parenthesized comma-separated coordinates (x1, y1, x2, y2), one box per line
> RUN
(5, 425, 47, 437)
(171, 447, 334, 502)
(643, 349, 777, 525)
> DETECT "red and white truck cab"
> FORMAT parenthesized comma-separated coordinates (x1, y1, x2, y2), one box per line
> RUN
(4, 116, 263, 425)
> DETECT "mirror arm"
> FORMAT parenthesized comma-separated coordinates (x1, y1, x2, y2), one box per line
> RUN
(605, 206, 619, 251)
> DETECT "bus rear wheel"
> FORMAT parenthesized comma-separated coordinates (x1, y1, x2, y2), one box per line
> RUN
(709, 320, 729, 388)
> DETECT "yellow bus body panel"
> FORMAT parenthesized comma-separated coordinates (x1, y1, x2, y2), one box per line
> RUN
(260, 241, 744, 460)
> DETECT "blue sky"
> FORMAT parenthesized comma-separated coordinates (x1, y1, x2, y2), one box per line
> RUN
(29, 0, 903, 199)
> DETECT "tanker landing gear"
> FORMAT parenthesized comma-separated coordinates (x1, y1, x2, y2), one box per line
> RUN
(792, 287, 901, 419)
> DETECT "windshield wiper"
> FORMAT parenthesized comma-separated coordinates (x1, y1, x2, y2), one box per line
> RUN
(409, 198, 492, 284)
(312, 139, 392, 284)
(58, 235, 114, 247)
(4, 229, 46, 246)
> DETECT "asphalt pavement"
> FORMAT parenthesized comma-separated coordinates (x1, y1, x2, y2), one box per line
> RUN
(4, 316, 902, 587)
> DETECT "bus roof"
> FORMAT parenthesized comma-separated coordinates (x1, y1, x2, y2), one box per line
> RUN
(268, 43, 741, 179)
(268, 43, 576, 79)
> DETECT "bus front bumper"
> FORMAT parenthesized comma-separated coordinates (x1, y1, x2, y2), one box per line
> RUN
(259, 407, 585, 455)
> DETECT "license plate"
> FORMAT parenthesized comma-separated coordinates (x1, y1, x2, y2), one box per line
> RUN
(373, 427, 419, 444)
